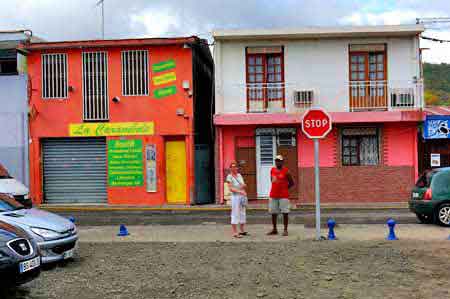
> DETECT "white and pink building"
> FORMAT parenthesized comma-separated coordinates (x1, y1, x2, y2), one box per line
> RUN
(213, 25, 425, 204)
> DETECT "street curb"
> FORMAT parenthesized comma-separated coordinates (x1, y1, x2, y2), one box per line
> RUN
(39, 205, 409, 213)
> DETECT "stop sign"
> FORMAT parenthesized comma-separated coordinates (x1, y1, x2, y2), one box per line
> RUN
(301, 108, 332, 139)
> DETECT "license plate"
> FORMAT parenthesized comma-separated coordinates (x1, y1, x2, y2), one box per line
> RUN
(19, 256, 40, 273)
(63, 248, 74, 259)
(413, 192, 420, 198)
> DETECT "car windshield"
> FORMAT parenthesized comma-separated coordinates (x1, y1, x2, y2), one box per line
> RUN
(0, 165, 12, 179)
(0, 196, 24, 212)
(415, 170, 435, 188)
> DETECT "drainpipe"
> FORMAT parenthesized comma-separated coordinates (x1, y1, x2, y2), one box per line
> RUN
(218, 126, 224, 204)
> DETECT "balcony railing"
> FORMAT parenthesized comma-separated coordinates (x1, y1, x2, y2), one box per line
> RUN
(349, 80, 423, 111)
(247, 83, 285, 113)
(236, 80, 423, 113)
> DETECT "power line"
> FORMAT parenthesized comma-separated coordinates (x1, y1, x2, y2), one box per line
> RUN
(421, 35, 450, 43)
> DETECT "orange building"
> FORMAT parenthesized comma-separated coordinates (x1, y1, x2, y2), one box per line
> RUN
(22, 37, 214, 205)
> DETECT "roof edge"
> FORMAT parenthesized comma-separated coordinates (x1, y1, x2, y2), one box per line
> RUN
(213, 24, 425, 40)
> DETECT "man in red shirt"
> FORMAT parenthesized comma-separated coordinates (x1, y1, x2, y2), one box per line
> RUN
(267, 155, 294, 236)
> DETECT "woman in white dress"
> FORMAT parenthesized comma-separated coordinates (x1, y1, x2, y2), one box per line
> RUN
(226, 162, 248, 238)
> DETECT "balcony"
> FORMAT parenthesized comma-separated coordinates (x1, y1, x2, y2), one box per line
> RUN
(241, 80, 423, 113)
(349, 80, 423, 111)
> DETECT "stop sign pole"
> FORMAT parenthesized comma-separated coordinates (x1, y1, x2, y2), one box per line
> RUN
(301, 108, 332, 240)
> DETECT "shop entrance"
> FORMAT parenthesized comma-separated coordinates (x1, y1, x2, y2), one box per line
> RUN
(165, 139, 187, 204)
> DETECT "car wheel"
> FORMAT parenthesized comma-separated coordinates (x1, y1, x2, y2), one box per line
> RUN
(436, 204, 450, 227)
(415, 213, 432, 224)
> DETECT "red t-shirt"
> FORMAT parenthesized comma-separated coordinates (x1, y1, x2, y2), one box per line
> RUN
(269, 167, 290, 198)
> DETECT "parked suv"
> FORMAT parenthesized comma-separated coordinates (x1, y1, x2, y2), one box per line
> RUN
(0, 220, 41, 286)
(0, 194, 78, 264)
(0, 164, 31, 208)
(409, 167, 450, 226)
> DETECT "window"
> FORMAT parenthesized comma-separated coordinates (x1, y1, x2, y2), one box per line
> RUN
(0, 49, 18, 75)
(342, 128, 379, 166)
(246, 47, 284, 112)
(82, 51, 108, 121)
(121, 50, 149, 96)
(42, 53, 68, 98)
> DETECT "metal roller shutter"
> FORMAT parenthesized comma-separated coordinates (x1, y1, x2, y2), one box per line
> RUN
(43, 138, 107, 203)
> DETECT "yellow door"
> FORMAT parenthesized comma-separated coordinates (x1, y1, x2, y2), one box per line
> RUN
(165, 140, 187, 204)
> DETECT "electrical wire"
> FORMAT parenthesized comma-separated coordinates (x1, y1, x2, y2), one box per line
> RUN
(421, 35, 450, 43)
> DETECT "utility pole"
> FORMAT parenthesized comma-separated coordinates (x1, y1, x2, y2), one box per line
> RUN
(96, 0, 105, 39)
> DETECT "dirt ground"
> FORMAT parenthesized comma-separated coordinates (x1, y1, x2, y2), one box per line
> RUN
(2, 240, 449, 299)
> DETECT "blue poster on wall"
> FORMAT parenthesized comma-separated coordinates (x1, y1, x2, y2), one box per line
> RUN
(423, 115, 450, 139)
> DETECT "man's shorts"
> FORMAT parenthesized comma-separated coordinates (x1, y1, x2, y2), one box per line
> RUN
(269, 198, 290, 214)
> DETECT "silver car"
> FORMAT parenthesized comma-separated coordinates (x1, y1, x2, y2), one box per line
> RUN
(0, 194, 78, 264)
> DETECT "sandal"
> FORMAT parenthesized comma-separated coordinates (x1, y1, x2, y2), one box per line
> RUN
(239, 232, 249, 236)
(282, 231, 289, 236)
(267, 230, 278, 235)
(233, 234, 243, 238)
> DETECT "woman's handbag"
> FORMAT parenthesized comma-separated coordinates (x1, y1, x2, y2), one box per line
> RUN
(240, 195, 248, 207)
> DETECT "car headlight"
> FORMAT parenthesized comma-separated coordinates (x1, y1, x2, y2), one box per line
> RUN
(30, 227, 61, 240)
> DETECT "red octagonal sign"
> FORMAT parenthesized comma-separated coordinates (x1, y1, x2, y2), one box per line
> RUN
(301, 108, 332, 139)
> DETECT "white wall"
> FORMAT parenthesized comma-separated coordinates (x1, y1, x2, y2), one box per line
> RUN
(215, 36, 419, 114)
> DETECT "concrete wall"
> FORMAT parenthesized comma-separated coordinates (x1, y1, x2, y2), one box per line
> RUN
(215, 36, 420, 113)
(0, 75, 29, 186)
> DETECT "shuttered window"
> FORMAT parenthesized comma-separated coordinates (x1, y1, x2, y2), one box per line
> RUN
(121, 50, 149, 96)
(42, 53, 68, 99)
(82, 51, 109, 121)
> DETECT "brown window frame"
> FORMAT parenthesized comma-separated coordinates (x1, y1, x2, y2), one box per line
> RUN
(245, 47, 285, 112)
(341, 128, 380, 166)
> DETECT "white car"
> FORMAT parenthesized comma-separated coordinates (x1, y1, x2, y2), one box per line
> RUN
(0, 164, 31, 207)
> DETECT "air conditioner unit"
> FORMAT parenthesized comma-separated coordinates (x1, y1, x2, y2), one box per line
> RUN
(390, 88, 415, 107)
(293, 90, 314, 107)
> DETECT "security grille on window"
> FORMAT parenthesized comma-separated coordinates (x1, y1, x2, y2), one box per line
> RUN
(82, 52, 109, 121)
(293, 90, 314, 108)
(42, 54, 68, 98)
(277, 128, 296, 146)
(342, 128, 379, 166)
(122, 50, 149, 96)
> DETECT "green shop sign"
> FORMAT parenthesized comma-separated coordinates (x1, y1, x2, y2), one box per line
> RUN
(154, 86, 177, 99)
(152, 59, 176, 73)
(108, 139, 144, 187)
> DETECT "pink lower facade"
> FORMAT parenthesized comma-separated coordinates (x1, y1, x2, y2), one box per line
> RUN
(215, 111, 423, 204)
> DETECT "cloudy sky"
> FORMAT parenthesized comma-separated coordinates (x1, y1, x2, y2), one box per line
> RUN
(1, 0, 450, 63)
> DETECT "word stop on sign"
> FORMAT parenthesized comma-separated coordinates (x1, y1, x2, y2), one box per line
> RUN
(304, 119, 329, 128)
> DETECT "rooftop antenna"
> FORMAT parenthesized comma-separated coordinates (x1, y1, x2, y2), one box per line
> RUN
(96, 0, 105, 39)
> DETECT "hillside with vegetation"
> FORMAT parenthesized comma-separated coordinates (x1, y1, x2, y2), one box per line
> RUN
(423, 62, 450, 106)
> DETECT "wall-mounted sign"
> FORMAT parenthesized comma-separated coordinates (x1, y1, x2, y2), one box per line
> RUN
(146, 144, 157, 192)
(152, 59, 176, 73)
(431, 153, 441, 167)
(69, 122, 154, 137)
(423, 115, 450, 139)
(154, 86, 177, 99)
(108, 139, 143, 187)
(153, 72, 176, 86)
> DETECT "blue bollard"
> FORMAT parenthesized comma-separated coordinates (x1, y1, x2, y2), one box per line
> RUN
(117, 224, 129, 237)
(386, 218, 398, 240)
(68, 216, 76, 223)
(327, 218, 337, 240)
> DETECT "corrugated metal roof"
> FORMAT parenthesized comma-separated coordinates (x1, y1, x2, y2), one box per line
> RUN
(424, 106, 450, 115)
(20, 36, 203, 51)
